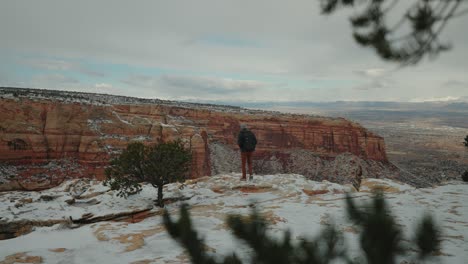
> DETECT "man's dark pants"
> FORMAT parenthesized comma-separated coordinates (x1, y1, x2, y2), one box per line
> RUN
(241, 151, 253, 179)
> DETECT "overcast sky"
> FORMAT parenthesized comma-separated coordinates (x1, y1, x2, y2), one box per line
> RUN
(1, 0, 467, 102)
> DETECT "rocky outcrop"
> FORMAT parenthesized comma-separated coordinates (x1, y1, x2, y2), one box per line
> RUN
(0, 88, 394, 191)
(0, 178, 159, 240)
(0, 208, 156, 240)
(0, 219, 64, 240)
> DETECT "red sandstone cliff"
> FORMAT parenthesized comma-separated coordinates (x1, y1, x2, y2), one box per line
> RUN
(0, 89, 394, 191)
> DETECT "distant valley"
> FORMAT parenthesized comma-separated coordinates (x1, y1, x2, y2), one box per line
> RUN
(239, 100, 468, 185)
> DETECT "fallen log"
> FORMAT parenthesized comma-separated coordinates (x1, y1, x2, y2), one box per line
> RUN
(0, 206, 155, 240)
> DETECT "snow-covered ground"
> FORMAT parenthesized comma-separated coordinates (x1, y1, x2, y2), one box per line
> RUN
(0, 174, 467, 264)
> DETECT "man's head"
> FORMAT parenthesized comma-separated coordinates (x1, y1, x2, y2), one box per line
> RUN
(240, 123, 248, 130)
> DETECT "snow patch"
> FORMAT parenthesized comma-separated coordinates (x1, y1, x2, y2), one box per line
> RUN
(0, 174, 467, 264)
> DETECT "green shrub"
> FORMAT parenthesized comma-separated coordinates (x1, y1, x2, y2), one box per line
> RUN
(104, 140, 191, 207)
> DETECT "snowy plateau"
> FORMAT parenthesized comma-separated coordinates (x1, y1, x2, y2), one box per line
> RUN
(0, 174, 467, 264)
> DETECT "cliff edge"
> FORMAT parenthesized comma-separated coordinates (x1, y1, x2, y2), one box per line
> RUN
(0, 88, 397, 191)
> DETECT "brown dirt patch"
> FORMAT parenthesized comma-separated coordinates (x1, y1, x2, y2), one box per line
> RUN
(342, 226, 359, 234)
(18, 198, 33, 204)
(225, 205, 249, 209)
(113, 225, 167, 252)
(233, 185, 272, 193)
(94, 222, 167, 252)
(185, 176, 210, 185)
(360, 181, 400, 193)
(302, 189, 329, 196)
(432, 250, 454, 257)
(305, 196, 324, 204)
(264, 205, 282, 210)
(14, 225, 34, 238)
(210, 186, 226, 194)
(48, 248, 67, 253)
(93, 223, 116, 241)
(263, 210, 287, 225)
(131, 260, 153, 264)
(0, 253, 43, 264)
(122, 210, 159, 223)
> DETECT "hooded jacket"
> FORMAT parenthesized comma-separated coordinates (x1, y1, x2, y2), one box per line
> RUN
(237, 128, 257, 152)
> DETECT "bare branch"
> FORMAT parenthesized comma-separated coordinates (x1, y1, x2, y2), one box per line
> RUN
(383, 0, 401, 14)
(320, 0, 467, 64)
(400, 0, 462, 65)
(452, 7, 468, 17)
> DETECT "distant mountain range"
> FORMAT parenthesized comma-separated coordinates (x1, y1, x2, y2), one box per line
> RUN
(187, 98, 468, 113)
(2, 86, 467, 113)
(185, 97, 468, 129)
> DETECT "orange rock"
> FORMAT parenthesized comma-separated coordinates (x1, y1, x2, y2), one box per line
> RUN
(0, 252, 43, 264)
(302, 189, 330, 196)
(234, 185, 272, 193)
(127, 210, 156, 224)
(48, 248, 67, 253)
(0, 96, 389, 191)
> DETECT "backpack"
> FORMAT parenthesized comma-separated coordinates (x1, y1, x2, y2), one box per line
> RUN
(242, 131, 256, 152)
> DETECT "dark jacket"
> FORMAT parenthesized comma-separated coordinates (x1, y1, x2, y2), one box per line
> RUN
(237, 128, 257, 152)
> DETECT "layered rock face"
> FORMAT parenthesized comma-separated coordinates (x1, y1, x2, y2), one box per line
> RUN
(0, 89, 394, 191)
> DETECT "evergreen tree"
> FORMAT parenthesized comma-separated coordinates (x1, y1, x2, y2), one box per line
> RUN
(164, 204, 242, 264)
(164, 191, 441, 264)
(104, 140, 191, 207)
(345, 191, 440, 263)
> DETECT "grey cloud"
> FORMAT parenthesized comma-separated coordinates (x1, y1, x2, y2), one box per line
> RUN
(121, 75, 156, 88)
(442, 80, 467, 89)
(353, 80, 390, 91)
(352, 68, 394, 91)
(0, 0, 384, 76)
(1, 1, 468, 101)
(24, 59, 105, 77)
(32, 74, 79, 85)
(354, 68, 387, 78)
(25, 59, 74, 71)
(122, 74, 266, 99)
(160, 75, 265, 94)
(78, 68, 105, 78)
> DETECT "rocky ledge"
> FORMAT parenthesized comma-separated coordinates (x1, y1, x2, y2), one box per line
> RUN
(0, 88, 395, 191)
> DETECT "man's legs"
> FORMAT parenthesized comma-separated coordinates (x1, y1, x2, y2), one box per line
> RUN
(241, 152, 247, 180)
(246, 151, 253, 180)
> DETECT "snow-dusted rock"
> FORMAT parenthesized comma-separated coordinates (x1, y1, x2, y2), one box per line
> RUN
(0, 173, 467, 263)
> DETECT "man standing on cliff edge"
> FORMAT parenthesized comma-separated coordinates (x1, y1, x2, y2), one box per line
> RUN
(237, 124, 257, 181)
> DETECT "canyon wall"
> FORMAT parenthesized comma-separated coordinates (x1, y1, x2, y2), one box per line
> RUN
(0, 89, 395, 191)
